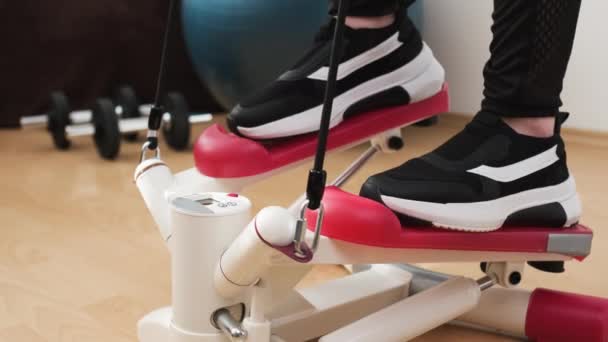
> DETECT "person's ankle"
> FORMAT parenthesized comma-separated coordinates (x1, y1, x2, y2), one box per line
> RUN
(345, 14, 395, 29)
(502, 116, 556, 138)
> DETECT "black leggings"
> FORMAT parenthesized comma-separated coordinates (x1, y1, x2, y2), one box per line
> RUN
(329, 0, 582, 118)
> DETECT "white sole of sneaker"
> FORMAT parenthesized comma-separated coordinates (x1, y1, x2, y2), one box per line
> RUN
(380, 177, 582, 232)
(237, 43, 445, 139)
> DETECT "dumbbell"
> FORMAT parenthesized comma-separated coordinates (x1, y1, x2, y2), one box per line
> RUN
(21, 90, 140, 129)
(21, 91, 137, 151)
(21, 89, 143, 149)
(111, 86, 199, 148)
(40, 96, 121, 156)
(113, 86, 141, 142)
(110, 86, 191, 144)
(20, 92, 87, 129)
(20, 92, 99, 150)
(56, 92, 212, 160)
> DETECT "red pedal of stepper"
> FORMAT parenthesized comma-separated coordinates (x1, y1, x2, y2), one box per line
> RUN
(305, 187, 592, 255)
(526, 288, 608, 342)
(194, 84, 450, 178)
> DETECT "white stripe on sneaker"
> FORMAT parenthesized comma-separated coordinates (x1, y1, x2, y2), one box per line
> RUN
(308, 32, 403, 81)
(238, 43, 440, 139)
(381, 177, 580, 232)
(467, 145, 559, 182)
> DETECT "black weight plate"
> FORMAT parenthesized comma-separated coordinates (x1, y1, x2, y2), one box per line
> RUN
(114, 85, 140, 142)
(92, 98, 121, 160)
(162, 92, 190, 150)
(414, 116, 440, 127)
(48, 92, 71, 150)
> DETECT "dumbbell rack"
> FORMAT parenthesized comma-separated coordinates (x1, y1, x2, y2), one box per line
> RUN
(20, 87, 213, 160)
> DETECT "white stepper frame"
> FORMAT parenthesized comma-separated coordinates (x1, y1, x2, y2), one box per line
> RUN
(134, 127, 598, 342)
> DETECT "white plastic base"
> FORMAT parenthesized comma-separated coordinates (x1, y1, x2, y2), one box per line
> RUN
(320, 277, 480, 342)
(138, 307, 227, 342)
(133, 135, 593, 342)
(138, 307, 171, 342)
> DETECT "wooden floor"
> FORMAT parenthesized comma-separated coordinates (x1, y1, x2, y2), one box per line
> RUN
(1, 114, 607, 342)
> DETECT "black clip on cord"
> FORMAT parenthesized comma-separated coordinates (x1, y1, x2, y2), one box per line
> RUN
(146, 0, 178, 151)
(306, 0, 350, 210)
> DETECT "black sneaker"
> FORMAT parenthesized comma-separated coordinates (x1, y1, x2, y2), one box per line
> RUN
(360, 112, 581, 232)
(227, 13, 444, 139)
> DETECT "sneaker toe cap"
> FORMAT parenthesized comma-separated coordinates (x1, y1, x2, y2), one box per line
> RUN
(359, 175, 385, 204)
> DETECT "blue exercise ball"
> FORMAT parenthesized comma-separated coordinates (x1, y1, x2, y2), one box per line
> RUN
(408, 0, 423, 31)
(182, 0, 328, 110)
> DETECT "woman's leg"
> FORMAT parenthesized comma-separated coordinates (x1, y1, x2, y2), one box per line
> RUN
(483, 0, 581, 118)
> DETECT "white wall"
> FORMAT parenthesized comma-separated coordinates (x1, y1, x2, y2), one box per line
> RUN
(421, 1, 608, 132)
